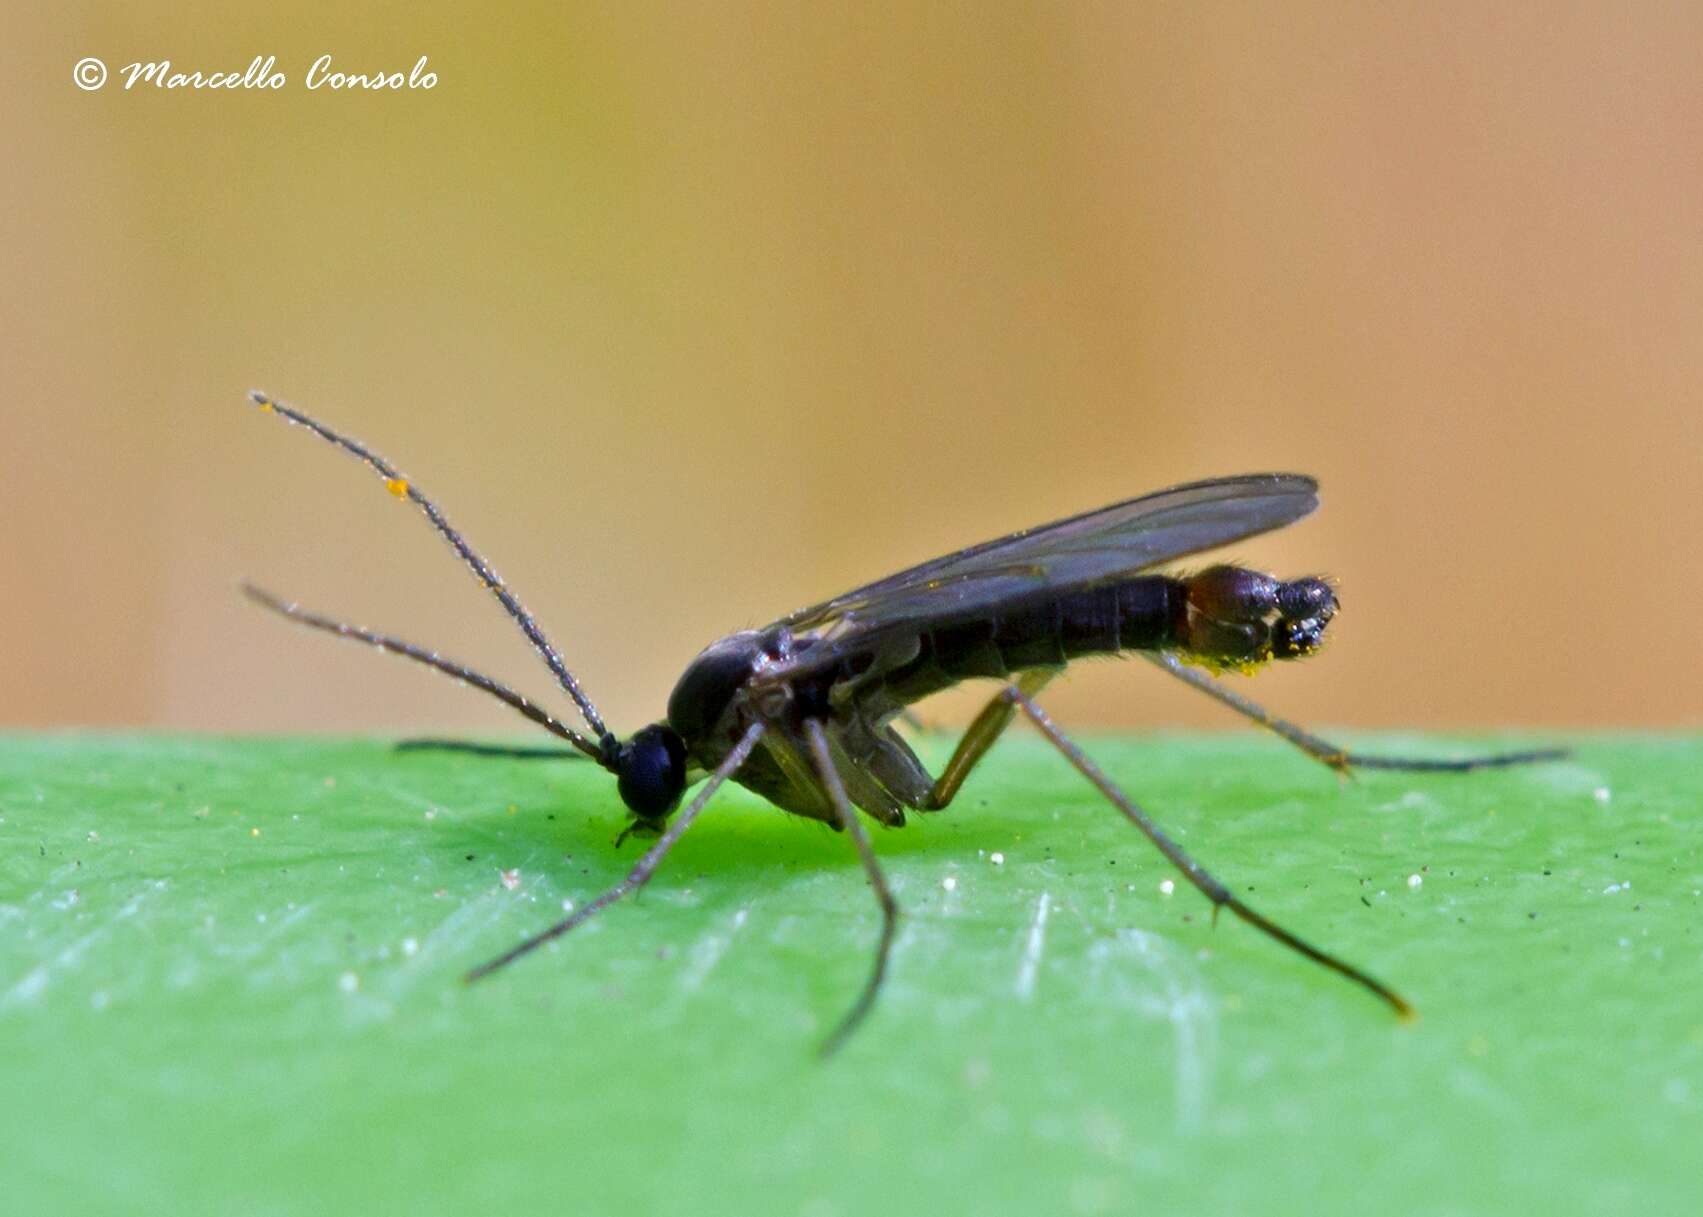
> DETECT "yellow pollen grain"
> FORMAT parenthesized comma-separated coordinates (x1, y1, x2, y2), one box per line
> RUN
(1185, 654, 1266, 677)
(385, 477, 409, 499)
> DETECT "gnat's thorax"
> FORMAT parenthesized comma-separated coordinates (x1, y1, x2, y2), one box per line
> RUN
(666, 630, 768, 747)
(613, 627, 806, 832)
(667, 626, 823, 755)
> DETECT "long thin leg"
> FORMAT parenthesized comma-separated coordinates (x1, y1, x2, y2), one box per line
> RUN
(921, 670, 1056, 810)
(1145, 652, 1567, 773)
(246, 391, 611, 750)
(1007, 687, 1414, 1020)
(242, 583, 602, 760)
(394, 739, 587, 760)
(464, 720, 767, 983)
(803, 718, 901, 1057)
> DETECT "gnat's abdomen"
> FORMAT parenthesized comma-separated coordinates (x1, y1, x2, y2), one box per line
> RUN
(875, 576, 1186, 706)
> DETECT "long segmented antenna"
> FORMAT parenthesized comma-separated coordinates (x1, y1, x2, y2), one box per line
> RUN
(242, 583, 604, 760)
(245, 391, 612, 748)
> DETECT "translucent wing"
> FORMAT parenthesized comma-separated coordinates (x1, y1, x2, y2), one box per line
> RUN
(776, 473, 1318, 651)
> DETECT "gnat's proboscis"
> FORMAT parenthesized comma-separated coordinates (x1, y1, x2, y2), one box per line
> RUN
(240, 390, 1564, 1055)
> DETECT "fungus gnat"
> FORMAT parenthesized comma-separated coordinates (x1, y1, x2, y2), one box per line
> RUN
(240, 391, 1562, 1054)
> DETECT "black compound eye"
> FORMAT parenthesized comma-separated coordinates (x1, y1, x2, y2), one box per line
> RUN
(616, 724, 689, 819)
(1277, 577, 1336, 623)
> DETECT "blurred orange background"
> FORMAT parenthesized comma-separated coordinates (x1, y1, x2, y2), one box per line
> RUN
(5, 3, 1700, 736)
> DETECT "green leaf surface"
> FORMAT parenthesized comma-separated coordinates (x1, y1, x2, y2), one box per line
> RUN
(3, 733, 1698, 1215)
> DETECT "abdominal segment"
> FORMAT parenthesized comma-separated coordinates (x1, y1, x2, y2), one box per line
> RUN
(872, 565, 1331, 704)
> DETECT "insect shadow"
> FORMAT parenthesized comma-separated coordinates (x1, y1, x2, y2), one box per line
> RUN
(240, 391, 1564, 1055)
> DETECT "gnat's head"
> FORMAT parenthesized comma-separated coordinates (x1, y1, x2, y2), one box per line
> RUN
(606, 722, 689, 836)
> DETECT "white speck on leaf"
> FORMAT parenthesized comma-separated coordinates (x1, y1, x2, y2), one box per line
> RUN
(1159, 879, 1175, 897)
(1407, 874, 1423, 889)
(990, 852, 1005, 866)
(1015, 892, 1051, 1000)
(500, 868, 521, 891)
(338, 971, 359, 993)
